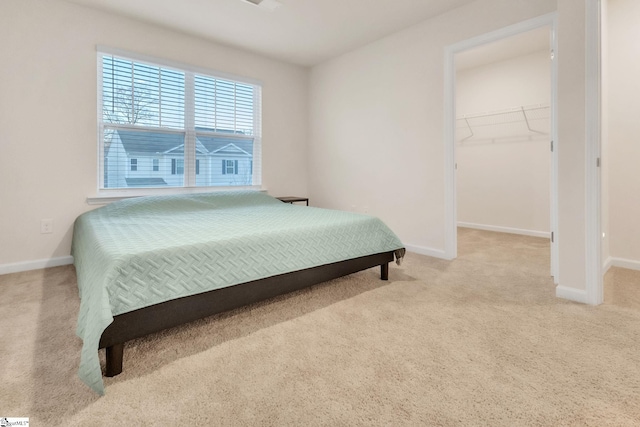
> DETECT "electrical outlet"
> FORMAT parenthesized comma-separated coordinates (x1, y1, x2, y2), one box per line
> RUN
(41, 219, 53, 234)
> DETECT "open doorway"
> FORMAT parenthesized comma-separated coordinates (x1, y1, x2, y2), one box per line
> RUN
(455, 29, 552, 273)
(444, 15, 559, 283)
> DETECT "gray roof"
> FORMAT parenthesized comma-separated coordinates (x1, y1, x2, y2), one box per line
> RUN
(198, 135, 253, 155)
(116, 130, 253, 156)
(125, 177, 168, 187)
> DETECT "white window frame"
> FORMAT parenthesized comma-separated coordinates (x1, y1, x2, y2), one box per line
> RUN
(92, 46, 263, 203)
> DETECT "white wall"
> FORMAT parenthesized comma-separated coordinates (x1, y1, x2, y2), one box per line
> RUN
(0, 0, 309, 270)
(607, 0, 640, 268)
(309, 0, 556, 257)
(309, 0, 599, 299)
(456, 50, 551, 236)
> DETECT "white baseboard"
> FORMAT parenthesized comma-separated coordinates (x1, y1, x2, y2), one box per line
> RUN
(603, 256, 613, 273)
(404, 244, 449, 260)
(556, 285, 589, 304)
(0, 256, 74, 276)
(458, 222, 550, 239)
(609, 257, 640, 272)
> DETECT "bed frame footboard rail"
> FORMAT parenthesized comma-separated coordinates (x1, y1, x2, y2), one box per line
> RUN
(99, 251, 396, 377)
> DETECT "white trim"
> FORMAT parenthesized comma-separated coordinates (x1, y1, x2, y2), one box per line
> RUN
(609, 257, 640, 272)
(184, 72, 196, 187)
(0, 256, 74, 276)
(404, 244, 449, 260)
(555, 285, 589, 304)
(549, 14, 560, 284)
(444, 46, 457, 260)
(97, 48, 263, 194)
(603, 256, 613, 273)
(87, 186, 266, 205)
(585, 0, 603, 305)
(87, 195, 139, 205)
(457, 222, 551, 239)
(443, 13, 559, 278)
(97, 53, 104, 193)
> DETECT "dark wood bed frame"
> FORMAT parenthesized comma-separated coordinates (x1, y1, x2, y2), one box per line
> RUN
(98, 251, 395, 377)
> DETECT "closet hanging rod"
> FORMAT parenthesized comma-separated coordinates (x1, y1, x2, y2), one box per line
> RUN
(456, 104, 550, 142)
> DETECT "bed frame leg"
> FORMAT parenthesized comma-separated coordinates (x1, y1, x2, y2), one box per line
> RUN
(105, 343, 124, 377)
(381, 263, 389, 281)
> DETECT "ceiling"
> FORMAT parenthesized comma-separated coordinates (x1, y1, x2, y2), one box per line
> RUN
(64, 0, 476, 67)
(455, 26, 550, 70)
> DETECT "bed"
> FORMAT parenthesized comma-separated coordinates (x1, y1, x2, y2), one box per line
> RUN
(72, 191, 405, 394)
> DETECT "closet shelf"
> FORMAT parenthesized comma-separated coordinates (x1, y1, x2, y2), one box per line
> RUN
(456, 104, 550, 142)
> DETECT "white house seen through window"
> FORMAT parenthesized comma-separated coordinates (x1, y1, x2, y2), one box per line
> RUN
(98, 49, 262, 190)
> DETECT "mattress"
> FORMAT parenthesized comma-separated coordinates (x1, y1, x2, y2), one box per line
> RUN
(72, 190, 404, 394)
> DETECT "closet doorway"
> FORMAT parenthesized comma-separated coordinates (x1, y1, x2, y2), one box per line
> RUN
(444, 15, 558, 282)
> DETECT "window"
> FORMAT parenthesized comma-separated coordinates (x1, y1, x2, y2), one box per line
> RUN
(222, 159, 238, 175)
(98, 49, 261, 191)
(171, 159, 184, 175)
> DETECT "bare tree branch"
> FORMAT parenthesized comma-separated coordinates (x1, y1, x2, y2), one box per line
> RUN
(104, 87, 159, 125)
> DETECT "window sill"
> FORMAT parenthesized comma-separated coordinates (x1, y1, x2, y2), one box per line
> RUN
(87, 186, 266, 205)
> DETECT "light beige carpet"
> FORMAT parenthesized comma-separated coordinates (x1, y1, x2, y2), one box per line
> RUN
(1, 228, 639, 426)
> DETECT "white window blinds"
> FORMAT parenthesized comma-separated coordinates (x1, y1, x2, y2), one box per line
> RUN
(98, 50, 262, 191)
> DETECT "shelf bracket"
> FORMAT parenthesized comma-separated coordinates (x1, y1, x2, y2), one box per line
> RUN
(522, 106, 546, 135)
(460, 118, 474, 142)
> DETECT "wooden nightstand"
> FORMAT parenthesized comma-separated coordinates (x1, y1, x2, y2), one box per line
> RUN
(276, 196, 309, 206)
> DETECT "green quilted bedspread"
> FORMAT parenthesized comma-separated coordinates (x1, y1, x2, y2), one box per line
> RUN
(72, 190, 404, 395)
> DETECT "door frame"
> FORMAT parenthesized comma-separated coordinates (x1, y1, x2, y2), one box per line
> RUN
(443, 13, 560, 282)
(585, 0, 603, 305)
